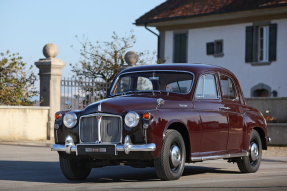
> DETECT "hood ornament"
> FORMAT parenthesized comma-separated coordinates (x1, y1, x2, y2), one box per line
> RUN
(98, 103, 102, 112)
(156, 98, 165, 110)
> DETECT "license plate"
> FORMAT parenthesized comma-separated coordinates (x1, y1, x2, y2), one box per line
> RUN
(76, 144, 116, 155)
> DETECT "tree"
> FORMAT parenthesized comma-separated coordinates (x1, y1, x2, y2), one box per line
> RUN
(0, 51, 40, 106)
(70, 30, 156, 83)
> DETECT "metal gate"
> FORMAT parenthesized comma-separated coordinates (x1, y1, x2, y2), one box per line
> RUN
(61, 77, 111, 110)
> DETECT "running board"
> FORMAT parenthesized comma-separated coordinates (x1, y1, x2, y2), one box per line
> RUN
(191, 152, 249, 162)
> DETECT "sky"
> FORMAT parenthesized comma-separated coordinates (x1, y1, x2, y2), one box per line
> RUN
(0, 0, 165, 78)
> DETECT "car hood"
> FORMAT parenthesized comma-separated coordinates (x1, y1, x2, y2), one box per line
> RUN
(81, 94, 191, 115)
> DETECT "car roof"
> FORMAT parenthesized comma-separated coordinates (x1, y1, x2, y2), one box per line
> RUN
(120, 63, 231, 75)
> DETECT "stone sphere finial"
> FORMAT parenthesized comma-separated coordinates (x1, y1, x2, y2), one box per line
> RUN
(43, 43, 58, 58)
(124, 51, 138, 66)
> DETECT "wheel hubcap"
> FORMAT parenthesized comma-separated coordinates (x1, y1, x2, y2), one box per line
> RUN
(170, 145, 181, 167)
(250, 142, 259, 162)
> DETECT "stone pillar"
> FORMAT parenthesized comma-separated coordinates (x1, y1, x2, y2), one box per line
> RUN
(35, 43, 65, 140)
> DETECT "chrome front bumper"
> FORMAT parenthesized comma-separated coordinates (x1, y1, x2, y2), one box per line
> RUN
(51, 135, 156, 155)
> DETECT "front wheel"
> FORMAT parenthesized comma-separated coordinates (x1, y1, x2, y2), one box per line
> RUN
(237, 130, 262, 173)
(154, 129, 186, 181)
(59, 155, 91, 180)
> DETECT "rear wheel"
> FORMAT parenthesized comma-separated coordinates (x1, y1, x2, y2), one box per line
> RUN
(59, 155, 91, 180)
(154, 129, 186, 181)
(237, 130, 262, 173)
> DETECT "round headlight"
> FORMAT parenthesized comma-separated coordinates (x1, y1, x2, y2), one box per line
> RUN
(63, 112, 77, 128)
(125, 111, 140, 128)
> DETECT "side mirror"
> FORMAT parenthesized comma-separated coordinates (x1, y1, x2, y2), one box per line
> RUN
(65, 101, 72, 111)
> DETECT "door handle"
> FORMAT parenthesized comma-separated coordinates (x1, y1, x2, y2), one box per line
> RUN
(219, 107, 231, 110)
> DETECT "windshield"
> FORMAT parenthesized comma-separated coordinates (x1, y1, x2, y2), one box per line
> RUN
(111, 71, 194, 95)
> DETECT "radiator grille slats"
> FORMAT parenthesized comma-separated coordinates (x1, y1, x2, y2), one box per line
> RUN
(80, 115, 121, 143)
(101, 116, 121, 142)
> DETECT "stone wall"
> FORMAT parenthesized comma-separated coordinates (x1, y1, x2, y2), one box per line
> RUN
(245, 97, 287, 122)
(0, 106, 49, 141)
(267, 123, 287, 146)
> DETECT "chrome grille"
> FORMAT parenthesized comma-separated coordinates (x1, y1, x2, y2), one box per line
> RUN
(79, 114, 122, 143)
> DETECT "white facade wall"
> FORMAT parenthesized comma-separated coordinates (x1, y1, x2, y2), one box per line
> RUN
(164, 18, 287, 97)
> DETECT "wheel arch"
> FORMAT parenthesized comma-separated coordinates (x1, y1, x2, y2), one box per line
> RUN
(167, 122, 191, 163)
(253, 127, 267, 150)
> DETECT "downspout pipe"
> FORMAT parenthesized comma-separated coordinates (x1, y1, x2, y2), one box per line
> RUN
(145, 23, 160, 63)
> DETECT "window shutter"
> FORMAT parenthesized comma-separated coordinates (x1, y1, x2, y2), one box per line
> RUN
(206, 42, 214, 55)
(269, 23, 277, 61)
(173, 33, 187, 63)
(179, 33, 187, 63)
(245, 26, 253, 63)
(174, 34, 181, 63)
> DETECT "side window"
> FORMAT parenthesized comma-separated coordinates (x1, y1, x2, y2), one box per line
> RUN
(195, 74, 218, 99)
(220, 75, 237, 100)
(137, 77, 153, 91)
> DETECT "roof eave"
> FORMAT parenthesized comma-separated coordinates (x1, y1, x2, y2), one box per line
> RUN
(135, 4, 287, 27)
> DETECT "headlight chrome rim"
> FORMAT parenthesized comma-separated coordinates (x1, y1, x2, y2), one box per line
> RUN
(125, 111, 140, 128)
(63, 112, 77, 128)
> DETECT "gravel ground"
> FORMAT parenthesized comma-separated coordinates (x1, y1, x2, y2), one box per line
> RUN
(263, 146, 287, 157)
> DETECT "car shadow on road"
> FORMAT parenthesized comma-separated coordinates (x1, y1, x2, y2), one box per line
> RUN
(0, 160, 240, 184)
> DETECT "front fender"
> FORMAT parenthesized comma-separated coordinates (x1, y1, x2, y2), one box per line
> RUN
(243, 111, 267, 150)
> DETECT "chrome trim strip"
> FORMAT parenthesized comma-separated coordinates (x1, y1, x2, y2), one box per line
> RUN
(191, 152, 249, 162)
(98, 116, 102, 143)
(110, 70, 195, 96)
(51, 143, 156, 155)
(79, 113, 123, 144)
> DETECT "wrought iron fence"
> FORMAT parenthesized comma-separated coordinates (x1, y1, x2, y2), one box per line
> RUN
(61, 77, 111, 110)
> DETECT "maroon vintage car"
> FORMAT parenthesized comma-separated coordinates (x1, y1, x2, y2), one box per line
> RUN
(52, 64, 270, 181)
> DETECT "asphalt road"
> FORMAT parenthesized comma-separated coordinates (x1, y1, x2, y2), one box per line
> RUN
(0, 144, 287, 191)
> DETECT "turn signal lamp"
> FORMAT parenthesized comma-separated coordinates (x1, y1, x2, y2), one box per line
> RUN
(143, 112, 151, 120)
(55, 112, 62, 121)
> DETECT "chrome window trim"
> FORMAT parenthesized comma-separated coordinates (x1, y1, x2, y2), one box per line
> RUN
(219, 73, 240, 101)
(195, 73, 220, 100)
(110, 70, 195, 96)
(79, 113, 123, 144)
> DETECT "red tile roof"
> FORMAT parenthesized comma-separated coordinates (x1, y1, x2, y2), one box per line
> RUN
(136, 0, 287, 24)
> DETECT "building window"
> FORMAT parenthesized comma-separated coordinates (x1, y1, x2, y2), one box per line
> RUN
(215, 40, 223, 55)
(258, 26, 269, 62)
(206, 40, 224, 57)
(250, 83, 271, 97)
(245, 23, 277, 64)
(173, 33, 187, 63)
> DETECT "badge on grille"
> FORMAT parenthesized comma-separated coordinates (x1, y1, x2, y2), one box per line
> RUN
(97, 116, 101, 122)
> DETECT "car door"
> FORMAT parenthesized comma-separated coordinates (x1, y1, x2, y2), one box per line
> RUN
(192, 72, 229, 157)
(219, 73, 244, 154)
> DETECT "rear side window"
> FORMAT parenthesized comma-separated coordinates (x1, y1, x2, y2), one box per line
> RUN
(195, 74, 218, 99)
(220, 75, 237, 100)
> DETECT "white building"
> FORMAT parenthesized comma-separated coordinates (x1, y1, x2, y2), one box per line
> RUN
(135, 0, 287, 97)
